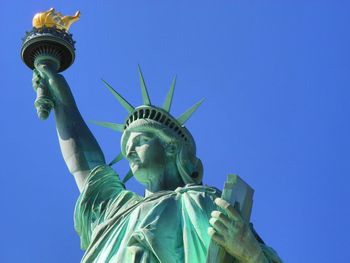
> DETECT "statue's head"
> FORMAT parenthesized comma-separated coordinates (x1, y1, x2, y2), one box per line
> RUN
(93, 67, 204, 186)
(120, 106, 203, 186)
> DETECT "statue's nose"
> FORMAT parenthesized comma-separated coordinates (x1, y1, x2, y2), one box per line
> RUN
(126, 145, 137, 160)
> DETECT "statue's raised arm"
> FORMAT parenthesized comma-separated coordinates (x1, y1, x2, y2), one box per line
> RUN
(22, 9, 105, 191)
(32, 64, 106, 191)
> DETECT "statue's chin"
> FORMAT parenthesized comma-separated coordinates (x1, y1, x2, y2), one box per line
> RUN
(130, 161, 143, 174)
(132, 168, 149, 183)
(132, 165, 167, 187)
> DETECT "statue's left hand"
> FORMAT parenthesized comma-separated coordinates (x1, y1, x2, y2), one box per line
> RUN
(208, 198, 268, 263)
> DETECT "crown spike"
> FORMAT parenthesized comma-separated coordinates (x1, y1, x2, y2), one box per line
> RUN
(101, 79, 134, 113)
(162, 76, 176, 112)
(138, 65, 151, 105)
(109, 152, 124, 166)
(177, 98, 204, 125)
(122, 169, 134, 183)
(89, 120, 124, 132)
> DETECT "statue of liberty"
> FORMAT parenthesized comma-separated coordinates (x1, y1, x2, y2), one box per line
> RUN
(24, 8, 282, 263)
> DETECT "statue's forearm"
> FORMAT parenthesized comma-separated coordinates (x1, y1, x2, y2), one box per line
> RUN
(51, 75, 106, 190)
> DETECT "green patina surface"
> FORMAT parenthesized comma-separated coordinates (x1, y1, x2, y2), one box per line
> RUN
(75, 165, 219, 262)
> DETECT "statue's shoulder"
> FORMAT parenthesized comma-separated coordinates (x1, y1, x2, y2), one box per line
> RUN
(174, 183, 222, 198)
(171, 184, 221, 214)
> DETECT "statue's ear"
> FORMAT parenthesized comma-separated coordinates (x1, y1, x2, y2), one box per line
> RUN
(165, 141, 179, 157)
(176, 146, 203, 185)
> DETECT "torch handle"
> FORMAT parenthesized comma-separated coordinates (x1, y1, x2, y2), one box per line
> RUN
(33, 57, 59, 120)
(34, 83, 54, 120)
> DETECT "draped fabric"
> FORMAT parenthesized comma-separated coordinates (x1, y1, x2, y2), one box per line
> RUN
(75, 165, 219, 263)
(74, 165, 282, 263)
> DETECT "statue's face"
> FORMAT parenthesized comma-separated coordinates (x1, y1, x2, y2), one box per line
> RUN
(125, 131, 167, 183)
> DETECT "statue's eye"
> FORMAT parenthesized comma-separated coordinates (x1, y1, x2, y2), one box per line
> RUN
(139, 136, 150, 144)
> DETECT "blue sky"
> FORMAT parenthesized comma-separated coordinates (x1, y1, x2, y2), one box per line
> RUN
(1, 1, 349, 262)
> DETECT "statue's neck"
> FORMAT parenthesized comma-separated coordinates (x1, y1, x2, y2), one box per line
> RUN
(144, 161, 183, 197)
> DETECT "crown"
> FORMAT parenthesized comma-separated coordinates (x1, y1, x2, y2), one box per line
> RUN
(92, 66, 204, 183)
(32, 8, 80, 31)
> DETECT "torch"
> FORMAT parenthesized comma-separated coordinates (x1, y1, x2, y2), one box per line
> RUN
(21, 8, 80, 120)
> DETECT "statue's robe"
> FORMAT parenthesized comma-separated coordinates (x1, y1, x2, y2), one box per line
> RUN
(75, 165, 281, 263)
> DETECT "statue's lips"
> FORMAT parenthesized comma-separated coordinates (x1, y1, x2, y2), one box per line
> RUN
(130, 160, 141, 168)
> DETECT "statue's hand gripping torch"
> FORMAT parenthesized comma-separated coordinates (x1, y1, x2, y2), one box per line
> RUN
(34, 77, 54, 120)
(32, 61, 58, 120)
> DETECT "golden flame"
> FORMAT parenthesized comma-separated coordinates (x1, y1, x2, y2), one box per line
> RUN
(32, 8, 80, 31)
